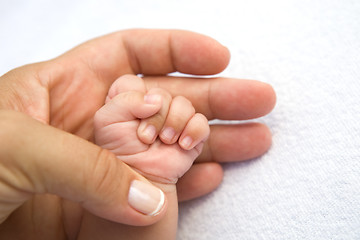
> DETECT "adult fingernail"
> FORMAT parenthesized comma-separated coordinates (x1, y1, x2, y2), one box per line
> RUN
(128, 180, 165, 216)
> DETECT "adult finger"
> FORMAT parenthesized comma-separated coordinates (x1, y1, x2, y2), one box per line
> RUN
(61, 29, 230, 80)
(0, 110, 167, 226)
(197, 123, 273, 163)
(121, 29, 230, 75)
(176, 123, 272, 201)
(176, 163, 223, 202)
(144, 76, 277, 120)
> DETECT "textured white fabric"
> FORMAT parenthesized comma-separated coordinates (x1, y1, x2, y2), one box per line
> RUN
(1, 0, 360, 239)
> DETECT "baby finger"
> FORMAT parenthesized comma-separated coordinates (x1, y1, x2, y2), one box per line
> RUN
(179, 113, 210, 151)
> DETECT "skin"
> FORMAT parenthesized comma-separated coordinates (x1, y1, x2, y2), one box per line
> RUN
(0, 29, 276, 239)
(94, 74, 210, 239)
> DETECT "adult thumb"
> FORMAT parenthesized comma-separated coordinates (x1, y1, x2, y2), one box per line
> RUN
(0, 110, 166, 226)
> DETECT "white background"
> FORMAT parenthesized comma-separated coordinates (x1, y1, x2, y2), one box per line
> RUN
(1, 0, 360, 239)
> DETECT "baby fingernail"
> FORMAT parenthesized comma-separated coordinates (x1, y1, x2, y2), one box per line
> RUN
(141, 124, 156, 142)
(180, 136, 193, 149)
(128, 180, 165, 216)
(161, 127, 175, 142)
(144, 94, 162, 105)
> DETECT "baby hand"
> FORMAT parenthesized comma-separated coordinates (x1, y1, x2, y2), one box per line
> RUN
(94, 75, 210, 184)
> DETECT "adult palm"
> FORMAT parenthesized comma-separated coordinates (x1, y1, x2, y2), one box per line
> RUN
(0, 29, 275, 239)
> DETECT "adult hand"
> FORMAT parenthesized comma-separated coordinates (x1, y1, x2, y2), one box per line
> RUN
(0, 29, 276, 239)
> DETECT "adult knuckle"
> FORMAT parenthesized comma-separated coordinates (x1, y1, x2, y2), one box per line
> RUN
(0, 110, 38, 193)
(90, 148, 127, 198)
(91, 149, 116, 190)
(0, 110, 22, 154)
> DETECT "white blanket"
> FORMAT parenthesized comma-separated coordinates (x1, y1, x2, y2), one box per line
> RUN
(1, 0, 359, 239)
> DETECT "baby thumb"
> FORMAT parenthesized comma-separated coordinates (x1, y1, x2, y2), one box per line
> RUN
(0, 110, 166, 226)
(94, 91, 162, 129)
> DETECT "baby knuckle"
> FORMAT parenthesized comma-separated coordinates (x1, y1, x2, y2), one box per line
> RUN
(195, 113, 209, 123)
